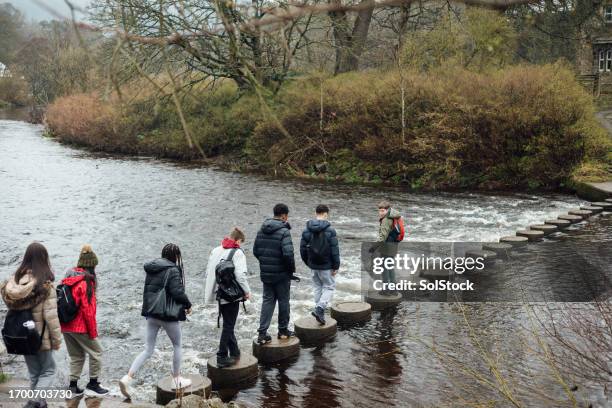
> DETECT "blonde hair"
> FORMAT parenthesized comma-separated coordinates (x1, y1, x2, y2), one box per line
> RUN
(230, 227, 245, 242)
(378, 200, 391, 209)
(81, 244, 93, 254)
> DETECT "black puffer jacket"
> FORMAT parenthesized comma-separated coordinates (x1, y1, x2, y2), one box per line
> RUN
(253, 218, 296, 284)
(300, 220, 341, 271)
(141, 258, 192, 321)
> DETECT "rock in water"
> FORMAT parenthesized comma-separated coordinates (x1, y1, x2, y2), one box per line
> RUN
(166, 395, 241, 408)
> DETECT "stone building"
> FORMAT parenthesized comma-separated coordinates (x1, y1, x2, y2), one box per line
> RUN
(577, 2, 612, 104)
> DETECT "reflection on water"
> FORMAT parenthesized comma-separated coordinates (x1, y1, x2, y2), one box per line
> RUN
(0, 119, 608, 407)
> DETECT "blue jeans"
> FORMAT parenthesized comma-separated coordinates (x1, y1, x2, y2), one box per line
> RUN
(258, 279, 291, 335)
(24, 351, 56, 389)
(312, 269, 335, 310)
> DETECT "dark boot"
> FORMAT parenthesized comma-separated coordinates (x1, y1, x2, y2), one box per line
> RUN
(311, 306, 326, 325)
(216, 356, 237, 368)
(68, 380, 84, 398)
(257, 333, 272, 345)
(85, 378, 109, 397)
(277, 329, 295, 339)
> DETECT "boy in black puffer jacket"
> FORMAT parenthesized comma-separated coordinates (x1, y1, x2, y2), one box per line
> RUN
(300, 205, 340, 325)
(253, 203, 296, 345)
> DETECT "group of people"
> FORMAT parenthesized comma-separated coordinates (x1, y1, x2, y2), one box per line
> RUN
(1, 201, 403, 407)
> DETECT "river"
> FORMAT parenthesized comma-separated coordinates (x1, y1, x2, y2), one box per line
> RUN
(0, 118, 608, 407)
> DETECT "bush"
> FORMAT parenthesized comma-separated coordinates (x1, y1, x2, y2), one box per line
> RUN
(249, 62, 606, 189)
(46, 63, 608, 190)
(0, 76, 29, 106)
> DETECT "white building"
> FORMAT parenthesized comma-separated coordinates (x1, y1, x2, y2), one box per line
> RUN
(0, 62, 10, 78)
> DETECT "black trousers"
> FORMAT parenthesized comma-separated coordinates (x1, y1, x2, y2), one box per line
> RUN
(218, 301, 240, 359)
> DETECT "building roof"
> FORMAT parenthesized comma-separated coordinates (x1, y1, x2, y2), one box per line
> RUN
(593, 37, 612, 44)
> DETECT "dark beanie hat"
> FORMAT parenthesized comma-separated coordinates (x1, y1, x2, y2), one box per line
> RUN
(77, 244, 98, 268)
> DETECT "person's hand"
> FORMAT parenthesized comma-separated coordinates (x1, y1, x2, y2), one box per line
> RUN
(332, 270, 338, 276)
(244, 292, 251, 300)
(185, 307, 192, 315)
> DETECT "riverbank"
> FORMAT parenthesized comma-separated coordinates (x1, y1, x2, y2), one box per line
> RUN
(43, 64, 611, 192)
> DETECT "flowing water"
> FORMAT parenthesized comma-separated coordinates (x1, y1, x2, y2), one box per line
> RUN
(0, 118, 609, 407)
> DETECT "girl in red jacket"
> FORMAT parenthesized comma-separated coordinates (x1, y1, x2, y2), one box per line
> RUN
(61, 245, 108, 397)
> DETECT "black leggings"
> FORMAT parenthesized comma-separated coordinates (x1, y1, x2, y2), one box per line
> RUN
(218, 302, 240, 359)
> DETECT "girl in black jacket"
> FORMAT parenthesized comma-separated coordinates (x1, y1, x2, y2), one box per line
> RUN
(119, 244, 192, 399)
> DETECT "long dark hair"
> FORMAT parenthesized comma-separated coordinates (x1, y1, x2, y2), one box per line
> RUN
(15, 242, 54, 290)
(162, 243, 185, 285)
(81, 267, 96, 304)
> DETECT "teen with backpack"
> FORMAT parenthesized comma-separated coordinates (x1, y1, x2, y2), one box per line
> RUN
(1, 242, 62, 408)
(204, 227, 251, 368)
(374, 200, 406, 295)
(300, 205, 340, 325)
(253, 203, 297, 345)
(119, 243, 193, 400)
(58, 245, 108, 397)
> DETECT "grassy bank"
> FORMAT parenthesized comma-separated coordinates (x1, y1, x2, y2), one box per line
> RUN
(46, 63, 611, 190)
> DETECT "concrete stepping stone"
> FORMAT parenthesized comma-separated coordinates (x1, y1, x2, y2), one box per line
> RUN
(156, 374, 211, 405)
(207, 354, 258, 389)
(545, 219, 571, 228)
(581, 205, 603, 214)
(591, 201, 612, 210)
(606, 198, 612, 203)
(331, 301, 372, 325)
(482, 242, 513, 257)
(252, 336, 300, 364)
(294, 316, 337, 345)
(499, 235, 528, 246)
(516, 230, 544, 242)
(568, 209, 593, 218)
(465, 249, 497, 263)
(558, 214, 583, 224)
(529, 224, 558, 235)
(364, 290, 402, 310)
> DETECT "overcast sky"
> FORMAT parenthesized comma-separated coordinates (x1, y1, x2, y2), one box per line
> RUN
(5, 0, 91, 22)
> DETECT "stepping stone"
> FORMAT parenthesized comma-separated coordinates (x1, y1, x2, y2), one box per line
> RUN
(207, 354, 258, 389)
(558, 214, 583, 224)
(482, 242, 513, 257)
(419, 267, 452, 280)
(331, 301, 372, 325)
(294, 316, 337, 345)
(581, 205, 603, 214)
(499, 236, 528, 246)
(156, 374, 211, 405)
(606, 198, 612, 203)
(529, 224, 558, 235)
(545, 219, 571, 228)
(568, 209, 593, 218)
(516, 230, 544, 242)
(252, 336, 300, 364)
(464, 249, 497, 264)
(591, 201, 612, 210)
(364, 290, 402, 310)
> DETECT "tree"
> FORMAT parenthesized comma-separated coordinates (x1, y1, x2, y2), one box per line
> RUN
(91, 0, 316, 91)
(0, 3, 24, 65)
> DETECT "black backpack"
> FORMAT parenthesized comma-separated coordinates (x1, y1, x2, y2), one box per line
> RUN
(56, 283, 79, 323)
(307, 230, 331, 265)
(2, 309, 46, 355)
(215, 249, 245, 303)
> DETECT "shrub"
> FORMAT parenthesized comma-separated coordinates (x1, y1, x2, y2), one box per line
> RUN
(249, 62, 605, 189)
(0, 76, 29, 106)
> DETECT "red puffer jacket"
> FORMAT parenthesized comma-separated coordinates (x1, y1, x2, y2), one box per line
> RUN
(59, 271, 97, 339)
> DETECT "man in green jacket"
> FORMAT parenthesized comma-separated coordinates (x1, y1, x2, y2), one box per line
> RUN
(376, 200, 401, 293)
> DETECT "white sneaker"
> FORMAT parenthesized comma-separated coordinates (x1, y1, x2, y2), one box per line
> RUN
(171, 376, 192, 390)
(119, 375, 133, 400)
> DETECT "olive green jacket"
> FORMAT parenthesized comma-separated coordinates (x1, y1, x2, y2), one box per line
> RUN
(377, 208, 402, 242)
